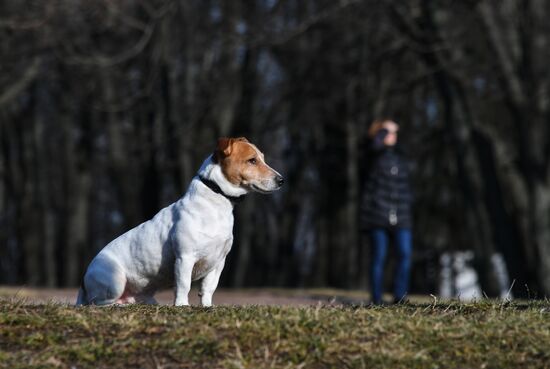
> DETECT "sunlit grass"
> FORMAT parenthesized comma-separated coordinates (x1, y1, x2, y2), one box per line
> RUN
(1, 298, 550, 368)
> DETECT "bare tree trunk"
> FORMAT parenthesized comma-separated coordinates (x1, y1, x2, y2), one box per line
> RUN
(164, 3, 193, 191)
(14, 90, 43, 286)
(64, 173, 91, 286)
(34, 106, 57, 287)
(19, 186, 41, 286)
(62, 112, 92, 287)
(102, 70, 140, 229)
(532, 180, 550, 294)
(213, 2, 242, 136)
(345, 110, 359, 288)
(0, 111, 24, 284)
(314, 217, 329, 286)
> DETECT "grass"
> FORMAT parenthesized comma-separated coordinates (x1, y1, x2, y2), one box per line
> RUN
(1, 299, 550, 369)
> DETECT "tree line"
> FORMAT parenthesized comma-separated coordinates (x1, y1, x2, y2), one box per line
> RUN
(1, 0, 550, 298)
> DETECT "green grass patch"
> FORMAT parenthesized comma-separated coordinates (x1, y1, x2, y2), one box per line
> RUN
(1, 299, 550, 368)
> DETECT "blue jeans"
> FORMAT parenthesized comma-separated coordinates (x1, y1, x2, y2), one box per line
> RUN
(370, 228, 412, 304)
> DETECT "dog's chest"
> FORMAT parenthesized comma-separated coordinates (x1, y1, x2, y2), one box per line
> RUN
(191, 236, 232, 280)
(176, 187, 235, 280)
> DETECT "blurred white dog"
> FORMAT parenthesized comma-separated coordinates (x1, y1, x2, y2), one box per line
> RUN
(76, 137, 283, 306)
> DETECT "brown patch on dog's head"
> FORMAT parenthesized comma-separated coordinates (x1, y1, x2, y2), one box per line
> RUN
(214, 137, 284, 192)
(214, 137, 249, 163)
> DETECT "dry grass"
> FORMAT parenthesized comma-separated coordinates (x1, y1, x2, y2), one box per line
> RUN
(1, 298, 550, 368)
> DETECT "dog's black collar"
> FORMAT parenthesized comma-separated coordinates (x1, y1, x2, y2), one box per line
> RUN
(198, 176, 245, 204)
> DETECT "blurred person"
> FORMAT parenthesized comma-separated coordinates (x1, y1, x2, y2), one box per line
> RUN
(361, 119, 414, 304)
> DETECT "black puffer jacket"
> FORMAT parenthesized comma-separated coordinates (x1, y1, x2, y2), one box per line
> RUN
(361, 131, 413, 230)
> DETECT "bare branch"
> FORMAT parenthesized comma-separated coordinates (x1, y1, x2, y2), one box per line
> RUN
(63, 25, 154, 67)
(477, 1, 525, 106)
(251, 0, 362, 47)
(0, 58, 41, 107)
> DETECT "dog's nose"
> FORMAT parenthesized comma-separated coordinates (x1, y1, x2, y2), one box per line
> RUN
(276, 175, 284, 187)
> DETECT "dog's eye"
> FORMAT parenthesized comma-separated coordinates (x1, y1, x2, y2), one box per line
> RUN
(248, 158, 257, 165)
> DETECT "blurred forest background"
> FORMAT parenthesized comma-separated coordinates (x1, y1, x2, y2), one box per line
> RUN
(1, 0, 550, 299)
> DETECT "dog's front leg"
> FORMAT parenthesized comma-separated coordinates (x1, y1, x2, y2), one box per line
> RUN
(174, 255, 194, 306)
(199, 260, 225, 307)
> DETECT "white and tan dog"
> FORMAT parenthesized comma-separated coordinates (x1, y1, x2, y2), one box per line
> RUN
(76, 137, 283, 306)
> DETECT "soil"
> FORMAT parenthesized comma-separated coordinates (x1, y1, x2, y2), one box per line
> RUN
(0, 286, 347, 306)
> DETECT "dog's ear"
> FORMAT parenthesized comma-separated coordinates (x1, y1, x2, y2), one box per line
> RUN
(217, 137, 232, 155)
(214, 137, 231, 162)
(214, 137, 249, 162)
(214, 137, 247, 162)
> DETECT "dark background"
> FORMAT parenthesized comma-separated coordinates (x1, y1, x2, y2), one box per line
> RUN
(1, 0, 549, 298)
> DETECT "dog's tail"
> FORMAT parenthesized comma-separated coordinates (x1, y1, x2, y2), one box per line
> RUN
(75, 279, 87, 306)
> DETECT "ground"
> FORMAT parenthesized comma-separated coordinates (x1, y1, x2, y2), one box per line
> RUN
(0, 286, 378, 306)
(1, 288, 550, 369)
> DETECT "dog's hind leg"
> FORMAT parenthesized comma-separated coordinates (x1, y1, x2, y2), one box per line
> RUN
(83, 255, 127, 306)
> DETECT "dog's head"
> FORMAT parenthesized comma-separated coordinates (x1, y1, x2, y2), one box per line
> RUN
(214, 137, 284, 194)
